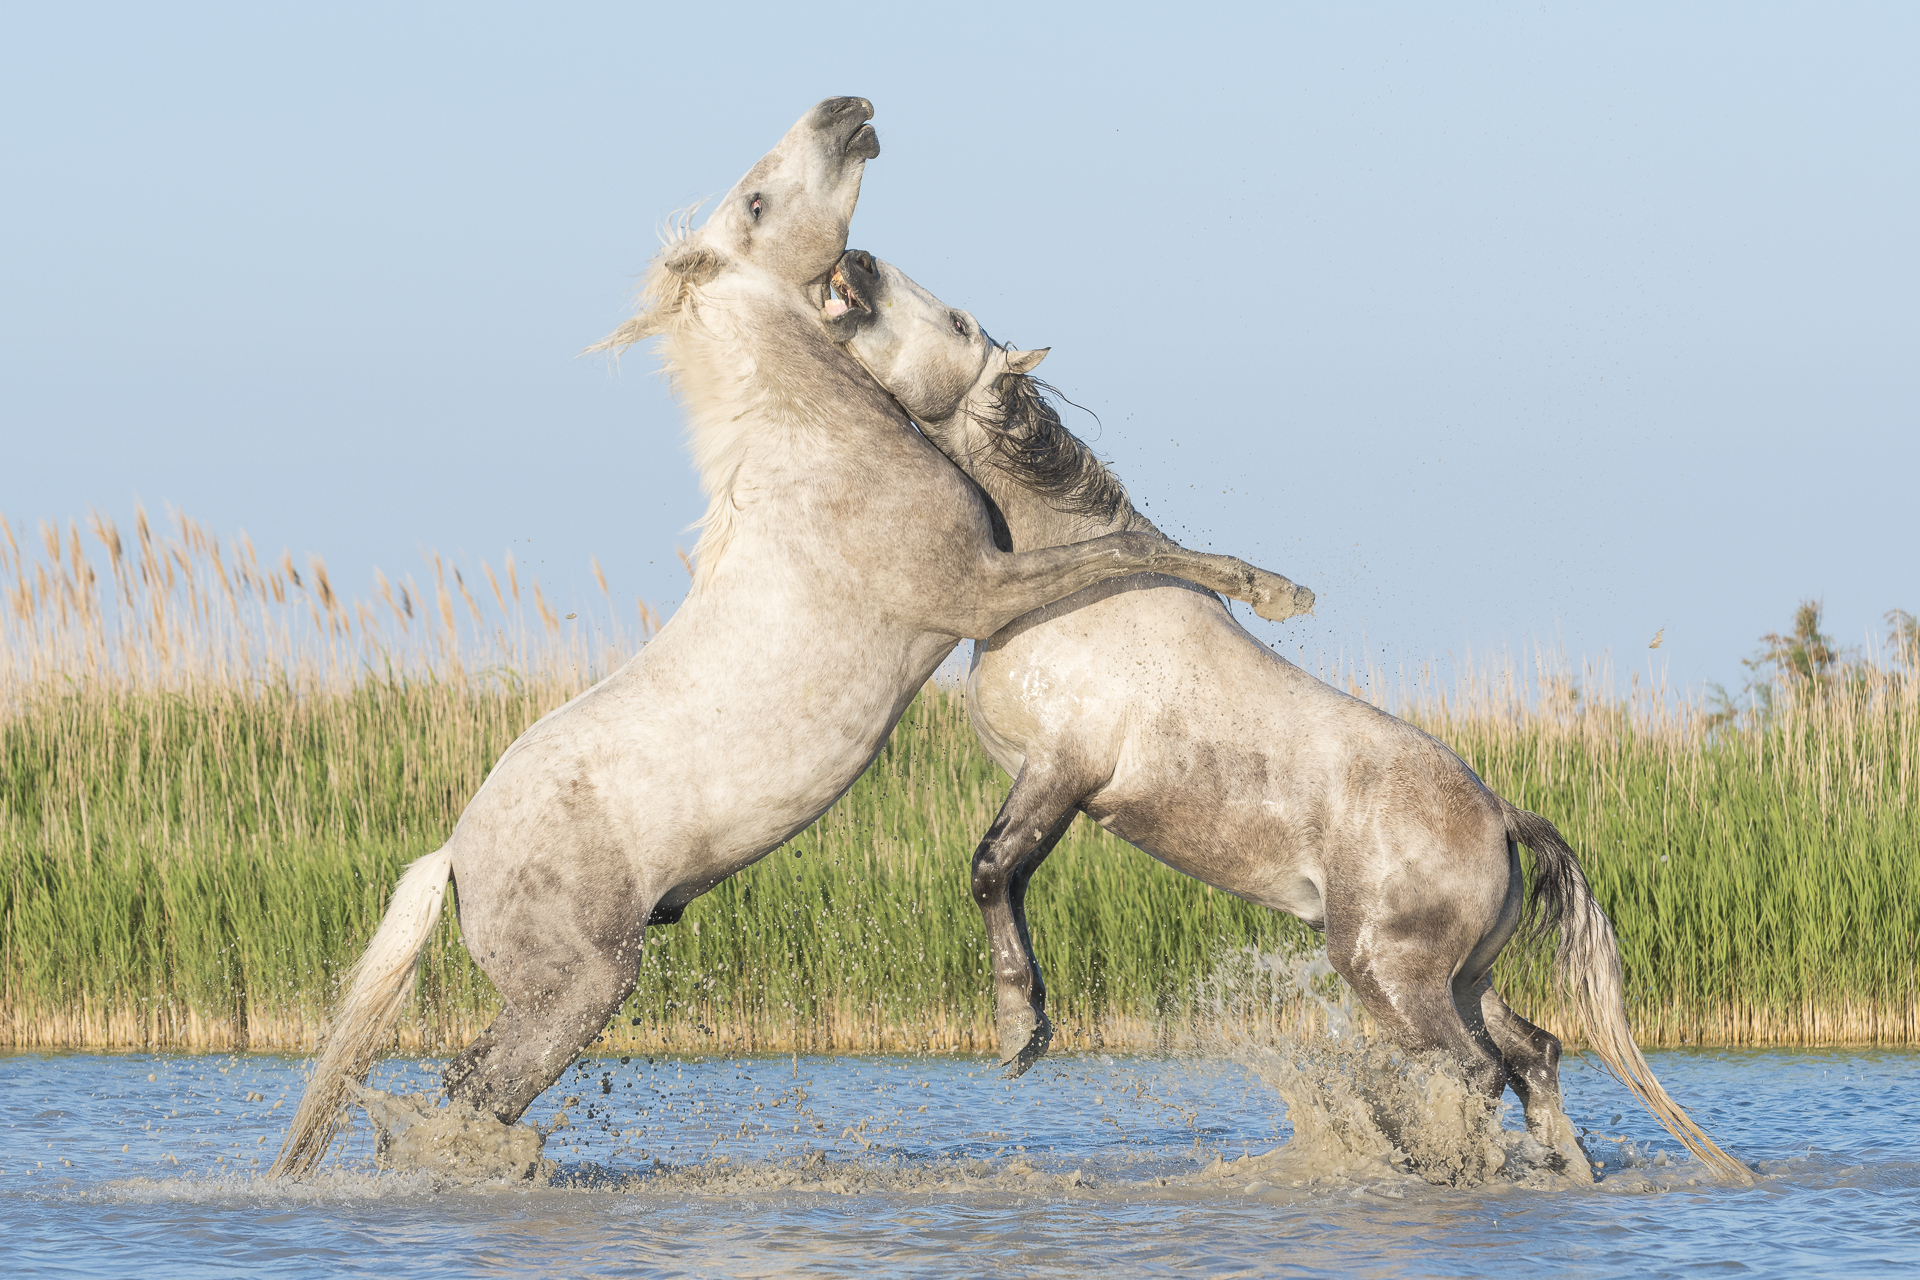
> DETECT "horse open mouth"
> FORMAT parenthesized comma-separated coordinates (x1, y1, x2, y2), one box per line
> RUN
(844, 121, 880, 159)
(824, 250, 877, 320)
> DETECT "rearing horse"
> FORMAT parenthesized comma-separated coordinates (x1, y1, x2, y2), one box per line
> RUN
(271, 101, 1313, 1176)
(823, 249, 1749, 1185)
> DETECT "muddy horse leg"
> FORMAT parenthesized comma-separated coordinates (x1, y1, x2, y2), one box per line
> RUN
(1325, 906, 1516, 1182)
(443, 924, 644, 1126)
(1328, 919, 1509, 1103)
(1478, 978, 1593, 1181)
(972, 759, 1088, 1076)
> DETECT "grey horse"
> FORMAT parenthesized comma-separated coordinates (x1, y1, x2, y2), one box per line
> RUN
(271, 100, 1313, 1176)
(823, 249, 1749, 1185)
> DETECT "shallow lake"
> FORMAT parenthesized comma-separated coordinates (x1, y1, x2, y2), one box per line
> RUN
(2, 1046, 1915, 1277)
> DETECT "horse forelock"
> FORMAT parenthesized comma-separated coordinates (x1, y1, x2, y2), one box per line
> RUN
(970, 373, 1127, 521)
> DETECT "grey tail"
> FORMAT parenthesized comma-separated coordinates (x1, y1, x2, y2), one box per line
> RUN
(1503, 802, 1753, 1184)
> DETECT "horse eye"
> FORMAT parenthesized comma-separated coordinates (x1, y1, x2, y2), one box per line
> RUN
(749, 196, 763, 220)
(951, 314, 968, 336)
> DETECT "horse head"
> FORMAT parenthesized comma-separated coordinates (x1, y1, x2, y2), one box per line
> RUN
(600, 97, 879, 348)
(823, 250, 1048, 444)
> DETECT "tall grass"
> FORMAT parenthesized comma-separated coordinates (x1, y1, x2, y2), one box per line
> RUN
(1429, 655, 1919, 1047)
(2, 509, 1914, 1053)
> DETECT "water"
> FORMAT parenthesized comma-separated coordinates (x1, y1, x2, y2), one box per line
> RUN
(2, 1047, 1916, 1276)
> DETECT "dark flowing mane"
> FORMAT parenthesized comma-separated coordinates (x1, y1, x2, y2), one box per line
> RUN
(970, 372, 1128, 521)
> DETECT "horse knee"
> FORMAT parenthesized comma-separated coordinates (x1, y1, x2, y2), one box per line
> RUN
(1522, 1025, 1563, 1077)
(1504, 1026, 1564, 1104)
(970, 849, 1008, 905)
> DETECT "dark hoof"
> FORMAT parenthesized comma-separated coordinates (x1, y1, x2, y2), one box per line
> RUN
(998, 1012, 1054, 1079)
(1532, 1114, 1596, 1184)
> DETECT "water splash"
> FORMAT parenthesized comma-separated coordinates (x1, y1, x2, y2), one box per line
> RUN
(1190, 946, 1574, 1189)
(1227, 1039, 1509, 1186)
(350, 1087, 552, 1183)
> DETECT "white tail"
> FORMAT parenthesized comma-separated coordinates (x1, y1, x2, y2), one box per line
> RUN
(269, 846, 454, 1178)
(1509, 805, 1753, 1184)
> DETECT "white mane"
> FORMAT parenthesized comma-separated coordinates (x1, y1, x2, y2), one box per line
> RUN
(594, 231, 768, 592)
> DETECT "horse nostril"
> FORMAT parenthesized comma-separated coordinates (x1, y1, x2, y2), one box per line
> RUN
(851, 250, 876, 274)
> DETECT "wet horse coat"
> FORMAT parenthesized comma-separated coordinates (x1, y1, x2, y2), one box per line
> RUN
(826, 250, 1749, 1184)
(272, 100, 1312, 1176)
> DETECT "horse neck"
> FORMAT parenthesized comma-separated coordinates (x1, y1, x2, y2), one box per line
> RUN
(923, 415, 1157, 553)
(661, 296, 898, 586)
(668, 299, 890, 471)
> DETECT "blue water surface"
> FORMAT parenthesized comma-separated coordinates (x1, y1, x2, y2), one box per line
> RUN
(1, 1047, 1915, 1277)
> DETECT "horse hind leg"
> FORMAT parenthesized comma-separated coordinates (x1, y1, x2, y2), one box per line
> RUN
(444, 930, 644, 1127)
(971, 758, 1088, 1077)
(1478, 979, 1594, 1182)
(1332, 925, 1510, 1094)
(1329, 927, 1512, 1184)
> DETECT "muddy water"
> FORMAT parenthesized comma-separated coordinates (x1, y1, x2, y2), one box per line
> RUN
(2, 1047, 1916, 1277)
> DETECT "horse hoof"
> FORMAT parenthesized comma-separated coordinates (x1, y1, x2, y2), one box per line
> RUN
(1551, 1146, 1597, 1184)
(1251, 580, 1314, 623)
(1559, 1139, 1597, 1184)
(998, 1040, 1046, 1079)
(997, 1012, 1053, 1078)
(1533, 1116, 1596, 1184)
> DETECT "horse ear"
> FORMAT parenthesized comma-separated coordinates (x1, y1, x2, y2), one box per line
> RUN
(587, 240, 723, 354)
(662, 242, 724, 284)
(1005, 347, 1049, 375)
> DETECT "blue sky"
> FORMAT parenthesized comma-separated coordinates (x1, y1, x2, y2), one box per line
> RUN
(4, 3, 1914, 697)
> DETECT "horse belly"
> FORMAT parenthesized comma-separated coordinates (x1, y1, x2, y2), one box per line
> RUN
(450, 606, 937, 921)
(1090, 767, 1327, 924)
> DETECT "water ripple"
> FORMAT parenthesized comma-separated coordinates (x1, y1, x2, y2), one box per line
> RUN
(2, 1048, 1915, 1277)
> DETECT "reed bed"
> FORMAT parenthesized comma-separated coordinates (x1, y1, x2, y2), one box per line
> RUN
(2, 509, 1915, 1054)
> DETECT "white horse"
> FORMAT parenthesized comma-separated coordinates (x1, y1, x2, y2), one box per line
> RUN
(824, 249, 1750, 1185)
(271, 99, 1313, 1175)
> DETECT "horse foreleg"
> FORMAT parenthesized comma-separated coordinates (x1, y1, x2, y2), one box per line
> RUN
(1000, 811, 1073, 1073)
(1478, 979, 1593, 1182)
(940, 532, 1313, 638)
(972, 762, 1086, 1077)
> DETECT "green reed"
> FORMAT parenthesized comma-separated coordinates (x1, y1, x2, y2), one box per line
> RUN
(2, 508, 1915, 1051)
(1452, 668, 1920, 1047)
(0, 680, 1317, 1052)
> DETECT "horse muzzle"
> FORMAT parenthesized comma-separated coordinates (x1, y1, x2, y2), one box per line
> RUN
(814, 96, 880, 160)
(824, 248, 882, 323)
